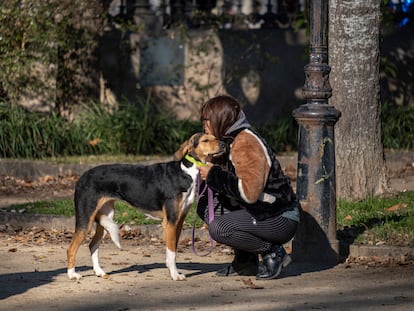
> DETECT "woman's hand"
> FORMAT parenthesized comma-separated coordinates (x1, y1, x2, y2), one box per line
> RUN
(198, 162, 213, 180)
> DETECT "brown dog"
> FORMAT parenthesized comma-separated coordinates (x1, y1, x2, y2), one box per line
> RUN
(67, 133, 224, 281)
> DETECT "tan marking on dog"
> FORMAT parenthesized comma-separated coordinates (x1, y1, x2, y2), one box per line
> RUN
(67, 230, 87, 269)
(162, 196, 188, 252)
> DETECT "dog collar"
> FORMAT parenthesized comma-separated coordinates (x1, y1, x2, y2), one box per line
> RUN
(185, 154, 207, 167)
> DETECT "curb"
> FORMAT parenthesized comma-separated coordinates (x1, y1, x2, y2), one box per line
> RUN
(0, 159, 95, 179)
(0, 212, 73, 231)
(349, 244, 414, 258)
(0, 158, 171, 179)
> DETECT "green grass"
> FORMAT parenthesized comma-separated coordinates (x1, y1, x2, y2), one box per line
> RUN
(6, 199, 203, 228)
(6, 191, 413, 247)
(337, 191, 414, 247)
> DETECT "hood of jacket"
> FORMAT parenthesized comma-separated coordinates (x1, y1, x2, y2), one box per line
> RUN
(225, 111, 251, 136)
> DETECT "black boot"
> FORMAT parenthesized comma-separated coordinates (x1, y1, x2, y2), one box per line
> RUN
(256, 245, 292, 280)
(216, 249, 259, 276)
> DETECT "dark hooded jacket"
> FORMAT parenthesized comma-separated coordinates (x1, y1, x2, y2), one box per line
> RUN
(206, 112, 298, 221)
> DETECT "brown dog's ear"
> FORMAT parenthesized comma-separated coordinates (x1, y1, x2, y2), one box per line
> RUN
(173, 139, 190, 160)
(173, 133, 201, 160)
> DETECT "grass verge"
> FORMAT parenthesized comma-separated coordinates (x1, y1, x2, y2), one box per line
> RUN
(337, 191, 414, 248)
(5, 191, 413, 247)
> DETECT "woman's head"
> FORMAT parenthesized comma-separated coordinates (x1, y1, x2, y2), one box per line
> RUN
(200, 95, 242, 138)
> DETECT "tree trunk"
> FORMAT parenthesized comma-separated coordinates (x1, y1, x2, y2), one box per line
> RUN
(328, 0, 388, 200)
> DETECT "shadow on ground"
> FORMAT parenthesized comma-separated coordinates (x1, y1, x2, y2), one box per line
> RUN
(0, 260, 335, 301)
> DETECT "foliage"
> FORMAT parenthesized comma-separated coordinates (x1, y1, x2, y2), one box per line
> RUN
(381, 102, 414, 149)
(255, 117, 298, 153)
(1, 97, 412, 159)
(0, 93, 299, 159)
(0, 101, 69, 158)
(0, 99, 199, 159)
(0, 0, 107, 111)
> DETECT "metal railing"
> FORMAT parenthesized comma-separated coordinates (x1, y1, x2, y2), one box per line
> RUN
(109, 0, 306, 30)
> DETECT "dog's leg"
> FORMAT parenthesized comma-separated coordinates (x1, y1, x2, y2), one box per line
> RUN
(89, 222, 108, 278)
(89, 201, 120, 278)
(67, 230, 87, 280)
(163, 217, 186, 281)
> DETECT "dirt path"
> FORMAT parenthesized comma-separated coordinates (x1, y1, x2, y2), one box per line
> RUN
(1, 232, 414, 311)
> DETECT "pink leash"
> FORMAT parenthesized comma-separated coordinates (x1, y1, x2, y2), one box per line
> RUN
(191, 174, 215, 256)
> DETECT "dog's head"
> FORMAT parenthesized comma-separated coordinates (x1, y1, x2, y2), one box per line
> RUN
(173, 133, 225, 163)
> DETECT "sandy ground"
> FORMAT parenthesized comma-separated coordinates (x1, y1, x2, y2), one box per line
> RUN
(1, 234, 414, 311)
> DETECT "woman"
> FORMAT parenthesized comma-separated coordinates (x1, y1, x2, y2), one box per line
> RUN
(197, 94, 299, 280)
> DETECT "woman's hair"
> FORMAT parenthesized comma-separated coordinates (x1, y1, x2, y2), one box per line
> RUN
(200, 95, 242, 138)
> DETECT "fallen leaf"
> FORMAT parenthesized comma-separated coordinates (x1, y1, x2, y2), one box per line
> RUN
(39, 175, 55, 183)
(242, 278, 264, 289)
(385, 203, 407, 212)
(89, 138, 102, 146)
(344, 215, 353, 221)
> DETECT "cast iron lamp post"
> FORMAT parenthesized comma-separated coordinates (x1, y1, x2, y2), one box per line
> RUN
(292, 0, 341, 263)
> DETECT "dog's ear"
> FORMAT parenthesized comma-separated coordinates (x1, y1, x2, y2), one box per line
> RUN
(173, 140, 190, 160)
(173, 133, 201, 160)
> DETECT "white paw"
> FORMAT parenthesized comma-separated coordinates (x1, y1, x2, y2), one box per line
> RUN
(166, 249, 185, 280)
(171, 272, 186, 281)
(67, 268, 82, 280)
(94, 267, 108, 278)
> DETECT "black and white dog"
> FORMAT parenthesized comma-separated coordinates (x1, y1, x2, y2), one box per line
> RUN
(67, 133, 224, 281)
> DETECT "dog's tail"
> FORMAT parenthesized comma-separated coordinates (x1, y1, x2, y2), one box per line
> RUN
(99, 215, 121, 249)
(97, 200, 121, 249)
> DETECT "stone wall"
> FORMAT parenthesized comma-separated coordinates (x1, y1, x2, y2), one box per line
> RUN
(99, 27, 308, 124)
(99, 26, 413, 124)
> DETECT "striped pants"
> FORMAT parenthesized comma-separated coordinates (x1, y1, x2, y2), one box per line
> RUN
(196, 193, 298, 254)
